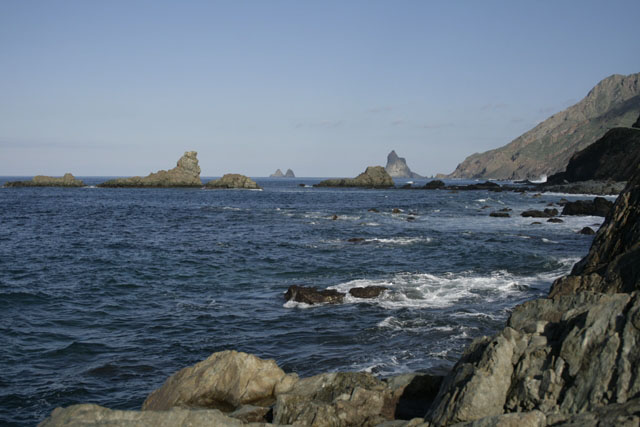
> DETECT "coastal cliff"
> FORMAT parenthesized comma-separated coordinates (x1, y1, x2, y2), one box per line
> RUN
(98, 151, 202, 188)
(446, 72, 640, 180)
(40, 168, 640, 426)
(385, 151, 422, 179)
(4, 173, 84, 187)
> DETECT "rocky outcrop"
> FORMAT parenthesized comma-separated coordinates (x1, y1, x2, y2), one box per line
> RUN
(546, 125, 640, 184)
(446, 72, 640, 180)
(521, 208, 558, 218)
(142, 350, 297, 412)
(550, 167, 640, 297)
(98, 151, 202, 187)
(385, 150, 422, 178)
(205, 174, 261, 190)
(315, 166, 395, 188)
(349, 286, 388, 299)
(561, 197, 613, 217)
(424, 180, 446, 189)
(4, 173, 84, 187)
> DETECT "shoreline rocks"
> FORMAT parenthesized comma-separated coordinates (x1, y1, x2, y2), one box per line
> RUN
(98, 151, 202, 188)
(315, 166, 395, 188)
(205, 174, 261, 190)
(561, 197, 613, 217)
(4, 173, 84, 187)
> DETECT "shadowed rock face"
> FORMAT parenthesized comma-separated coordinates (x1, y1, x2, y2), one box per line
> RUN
(98, 151, 202, 187)
(546, 125, 640, 184)
(4, 173, 84, 187)
(385, 150, 422, 178)
(446, 72, 640, 180)
(204, 174, 261, 189)
(560, 197, 613, 217)
(315, 166, 395, 188)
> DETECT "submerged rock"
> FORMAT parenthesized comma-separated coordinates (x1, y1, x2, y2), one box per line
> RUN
(5, 173, 84, 187)
(423, 179, 445, 189)
(99, 151, 202, 188)
(284, 285, 345, 304)
(521, 209, 557, 218)
(490, 212, 510, 218)
(348, 286, 388, 299)
(315, 166, 395, 188)
(579, 226, 596, 235)
(561, 197, 613, 217)
(204, 174, 261, 189)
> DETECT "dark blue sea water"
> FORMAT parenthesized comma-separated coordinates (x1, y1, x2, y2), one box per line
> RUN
(0, 177, 608, 425)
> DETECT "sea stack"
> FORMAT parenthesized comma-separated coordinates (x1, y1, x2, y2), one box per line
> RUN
(315, 166, 394, 188)
(204, 174, 261, 189)
(4, 173, 84, 187)
(270, 168, 296, 178)
(385, 150, 422, 178)
(98, 151, 202, 188)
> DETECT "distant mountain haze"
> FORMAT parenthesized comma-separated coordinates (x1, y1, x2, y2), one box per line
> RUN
(445, 72, 640, 180)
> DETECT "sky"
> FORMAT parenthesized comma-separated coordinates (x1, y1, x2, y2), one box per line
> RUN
(1, 1, 639, 177)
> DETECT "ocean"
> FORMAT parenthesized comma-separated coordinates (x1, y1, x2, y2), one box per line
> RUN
(0, 177, 607, 425)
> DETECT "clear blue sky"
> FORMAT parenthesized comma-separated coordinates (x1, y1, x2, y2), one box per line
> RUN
(1, 0, 638, 177)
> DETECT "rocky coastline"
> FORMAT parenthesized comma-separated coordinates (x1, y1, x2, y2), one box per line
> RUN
(40, 165, 640, 425)
(205, 174, 261, 190)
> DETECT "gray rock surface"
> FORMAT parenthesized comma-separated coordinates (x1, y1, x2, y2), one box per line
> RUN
(5, 173, 84, 187)
(315, 166, 395, 188)
(560, 197, 613, 217)
(270, 169, 284, 177)
(385, 150, 422, 178)
(273, 372, 396, 426)
(38, 404, 247, 427)
(142, 350, 297, 412)
(205, 174, 261, 189)
(98, 151, 202, 187)
(285, 169, 295, 178)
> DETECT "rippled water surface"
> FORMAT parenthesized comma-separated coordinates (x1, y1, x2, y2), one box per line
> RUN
(0, 177, 606, 425)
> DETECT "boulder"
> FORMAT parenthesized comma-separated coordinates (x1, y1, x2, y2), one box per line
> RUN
(5, 173, 84, 187)
(315, 166, 395, 188)
(547, 218, 564, 223)
(284, 285, 345, 304)
(273, 372, 396, 426)
(98, 152, 202, 188)
(142, 350, 297, 412)
(349, 286, 388, 299)
(205, 174, 261, 190)
(561, 197, 614, 217)
(385, 150, 422, 178)
(579, 226, 596, 235)
(423, 179, 445, 189)
(38, 404, 244, 427)
(521, 209, 556, 218)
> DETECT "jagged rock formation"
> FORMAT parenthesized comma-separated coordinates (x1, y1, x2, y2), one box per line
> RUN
(423, 164, 640, 426)
(546, 121, 640, 184)
(385, 150, 422, 178)
(315, 166, 395, 188)
(204, 174, 261, 190)
(447, 72, 640, 180)
(98, 152, 201, 188)
(270, 169, 296, 178)
(4, 173, 84, 187)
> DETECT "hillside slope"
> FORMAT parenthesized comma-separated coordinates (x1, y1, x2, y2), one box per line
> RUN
(447, 72, 640, 180)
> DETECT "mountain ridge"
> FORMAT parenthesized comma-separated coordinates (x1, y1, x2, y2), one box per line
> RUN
(445, 72, 640, 180)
